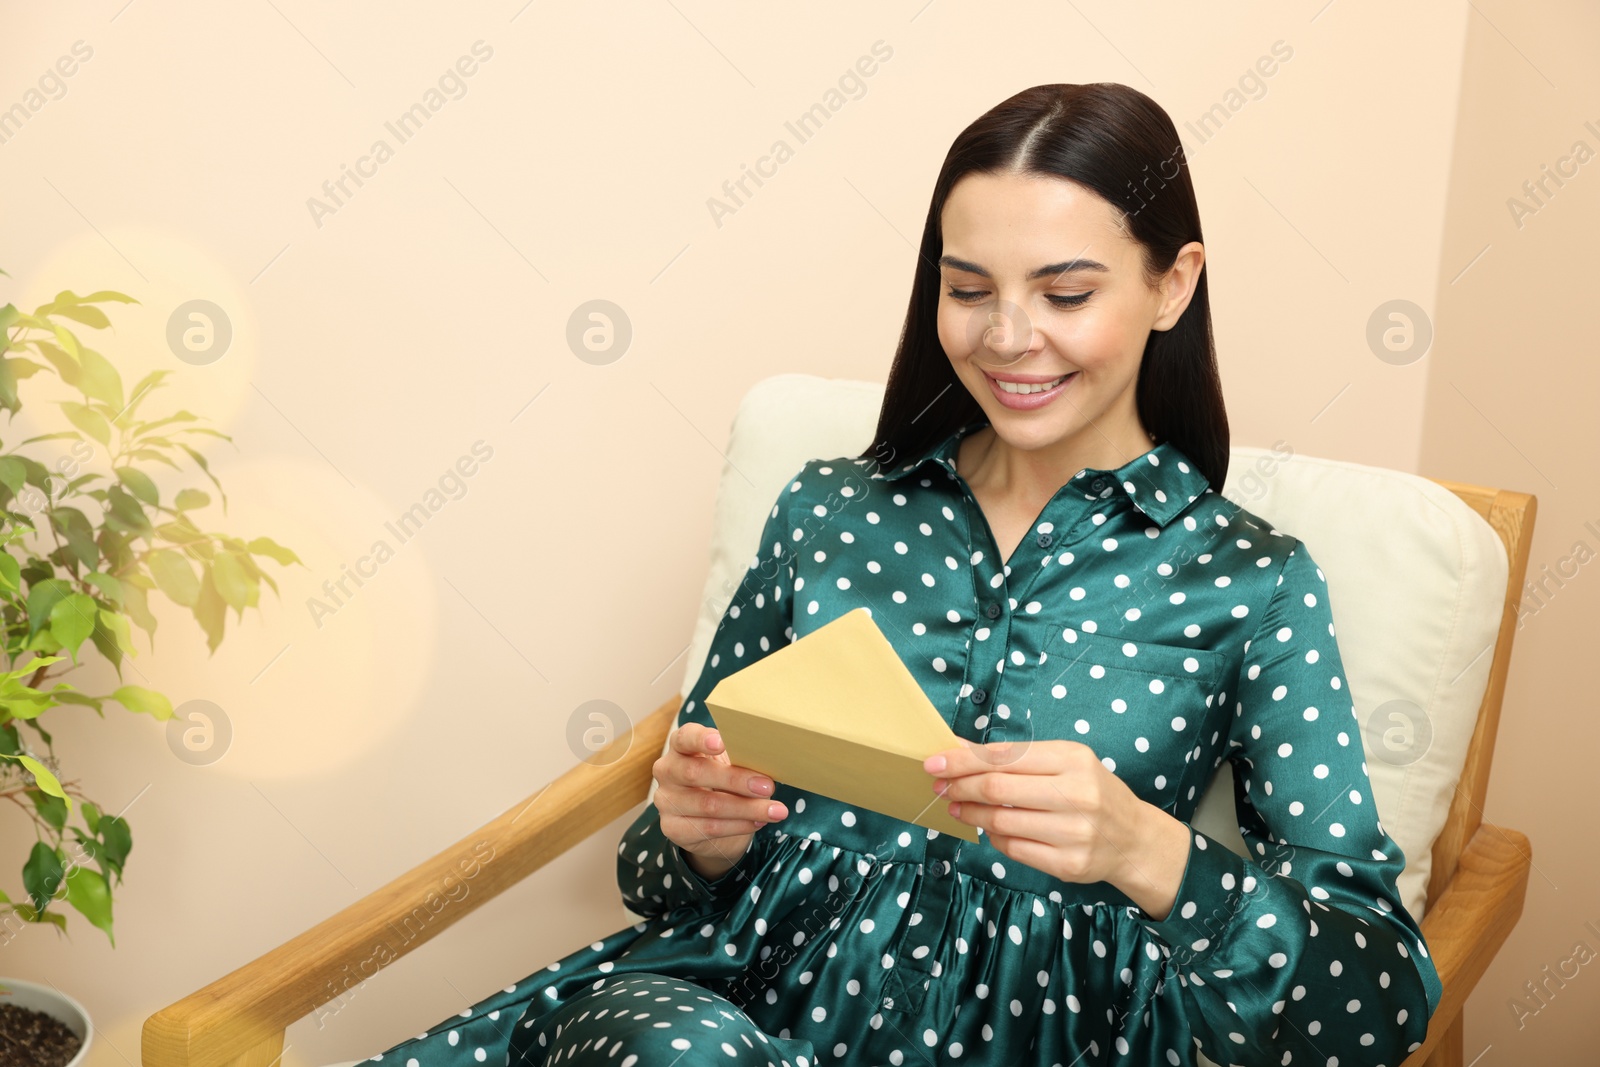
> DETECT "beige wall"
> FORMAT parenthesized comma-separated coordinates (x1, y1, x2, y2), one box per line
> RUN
(0, 2, 1589, 1064)
(1422, 0, 1600, 1058)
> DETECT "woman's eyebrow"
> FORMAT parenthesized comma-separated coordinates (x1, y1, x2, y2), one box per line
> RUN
(938, 254, 1111, 280)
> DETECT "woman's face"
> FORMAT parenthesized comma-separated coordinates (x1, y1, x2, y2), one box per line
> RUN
(936, 169, 1202, 464)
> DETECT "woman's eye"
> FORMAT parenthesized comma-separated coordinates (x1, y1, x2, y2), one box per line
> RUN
(943, 287, 1093, 308)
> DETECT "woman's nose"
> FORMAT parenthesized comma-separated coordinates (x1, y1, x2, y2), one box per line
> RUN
(972, 297, 1039, 365)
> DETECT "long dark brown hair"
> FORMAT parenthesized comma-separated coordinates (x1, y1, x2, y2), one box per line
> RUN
(860, 82, 1229, 492)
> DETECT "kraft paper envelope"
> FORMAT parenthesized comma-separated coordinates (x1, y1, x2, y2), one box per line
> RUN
(705, 605, 980, 844)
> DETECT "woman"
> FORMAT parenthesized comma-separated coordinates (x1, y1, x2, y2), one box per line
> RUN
(370, 82, 1441, 1067)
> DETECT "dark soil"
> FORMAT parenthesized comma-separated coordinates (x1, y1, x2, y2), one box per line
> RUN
(0, 1002, 82, 1067)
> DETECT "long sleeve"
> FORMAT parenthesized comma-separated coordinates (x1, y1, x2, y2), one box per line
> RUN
(1129, 539, 1443, 1066)
(617, 464, 803, 920)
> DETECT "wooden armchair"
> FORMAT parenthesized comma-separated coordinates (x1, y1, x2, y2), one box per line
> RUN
(142, 425, 1535, 1067)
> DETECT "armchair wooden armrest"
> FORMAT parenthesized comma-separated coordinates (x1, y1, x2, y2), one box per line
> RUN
(141, 697, 681, 1067)
(1400, 822, 1533, 1065)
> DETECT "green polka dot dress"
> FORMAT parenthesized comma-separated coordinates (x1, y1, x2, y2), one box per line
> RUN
(369, 416, 1442, 1066)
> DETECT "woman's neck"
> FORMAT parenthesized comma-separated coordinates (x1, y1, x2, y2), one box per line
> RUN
(956, 421, 1158, 503)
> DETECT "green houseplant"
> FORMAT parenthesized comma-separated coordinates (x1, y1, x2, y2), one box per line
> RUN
(0, 271, 301, 957)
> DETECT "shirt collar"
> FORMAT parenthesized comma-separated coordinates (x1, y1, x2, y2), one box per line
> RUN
(869, 417, 1211, 529)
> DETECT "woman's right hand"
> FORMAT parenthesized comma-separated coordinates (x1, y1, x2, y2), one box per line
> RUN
(652, 722, 787, 880)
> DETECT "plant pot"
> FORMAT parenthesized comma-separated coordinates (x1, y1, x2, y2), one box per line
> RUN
(0, 977, 92, 1067)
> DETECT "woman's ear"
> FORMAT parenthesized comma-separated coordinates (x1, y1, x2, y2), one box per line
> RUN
(1152, 241, 1205, 332)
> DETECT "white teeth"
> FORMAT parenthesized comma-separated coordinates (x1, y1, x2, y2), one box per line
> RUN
(995, 373, 1071, 395)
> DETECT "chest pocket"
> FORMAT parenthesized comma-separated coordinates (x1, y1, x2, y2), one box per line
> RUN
(998, 627, 1229, 813)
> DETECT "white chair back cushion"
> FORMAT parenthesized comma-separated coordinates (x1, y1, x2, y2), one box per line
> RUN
(672, 373, 1508, 924)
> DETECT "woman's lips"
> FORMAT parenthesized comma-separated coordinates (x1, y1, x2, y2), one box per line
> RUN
(985, 370, 1079, 410)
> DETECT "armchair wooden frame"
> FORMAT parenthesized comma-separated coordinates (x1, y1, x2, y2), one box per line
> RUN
(142, 478, 1536, 1067)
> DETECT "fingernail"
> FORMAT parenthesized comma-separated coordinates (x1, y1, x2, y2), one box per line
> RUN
(924, 755, 946, 774)
(767, 803, 784, 820)
(750, 777, 773, 795)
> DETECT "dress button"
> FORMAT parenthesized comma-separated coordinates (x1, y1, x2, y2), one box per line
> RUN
(929, 859, 952, 877)
(1036, 530, 1053, 548)
(984, 601, 1002, 619)
(970, 687, 988, 705)
(1090, 477, 1109, 492)
(882, 996, 895, 1009)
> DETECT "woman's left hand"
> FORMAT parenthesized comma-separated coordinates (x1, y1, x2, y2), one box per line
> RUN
(924, 737, 1185, 907)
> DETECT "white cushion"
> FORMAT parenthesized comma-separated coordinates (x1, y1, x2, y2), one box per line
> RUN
(1202, 442, 1505, 921)
(669, 372, 1506, 924)
(650, 374, 887, 803)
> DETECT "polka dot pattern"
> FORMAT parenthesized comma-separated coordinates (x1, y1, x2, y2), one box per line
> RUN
(363, 419, 1440, 1066)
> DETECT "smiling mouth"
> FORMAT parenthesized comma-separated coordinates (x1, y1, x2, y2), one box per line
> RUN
(989, 372, 1076, 395)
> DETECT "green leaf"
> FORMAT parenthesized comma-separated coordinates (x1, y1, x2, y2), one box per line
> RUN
(112, 684, 172, 719)
(3, 357, 49, 383)
(192, 566, 225, 653)
(10, 753, 69, 805)
(120, 581, 157, 640)
(76, 347, 125, 409)
(114, 369, 171, 427)
(60, 401, 111, 446)
(22, 841, 63, 913)
(14, 430, 81, 447)
(77, 290, 138, 305)
(104, 485, 152, 540)
(93, 609, 135, 673)
(83, 571, 124, 604)
(63, 866, 114, 945)
(29, 788, 68, 831)
(16, 454, 53, 492)
(156, 516, 204, 549)
(50, 303, 110, 330)
(5, 654, 65, 679)
(97, 813, 131, 878)
(50, 506, 99, 572)
(0, 359, 21, 414)
(174, 488, 210, 511)
(211, 551, 255, 613)
(148, 548, 200, 606)
(1, 696, 57, 720)
(0, 457, 25, 494)
(52, 691, 105, 715)
(19, 629, 64, 659)
(60, 472, 104, 494)
(133, 411, 200, 437)
(0, 554, 20, 594)
(25, 578, 74, 637)
(114, 466, 158, 506)
(5, 354, 47, 376)
(10, 902, 68, 930)
(37, 337, 80, 388)
(246, 535, 301, 566)
(176, 442, 227, 512)
(37, 289, 89, 315)
(49, 593, 98, 659)
(127, 448, 180, 469)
